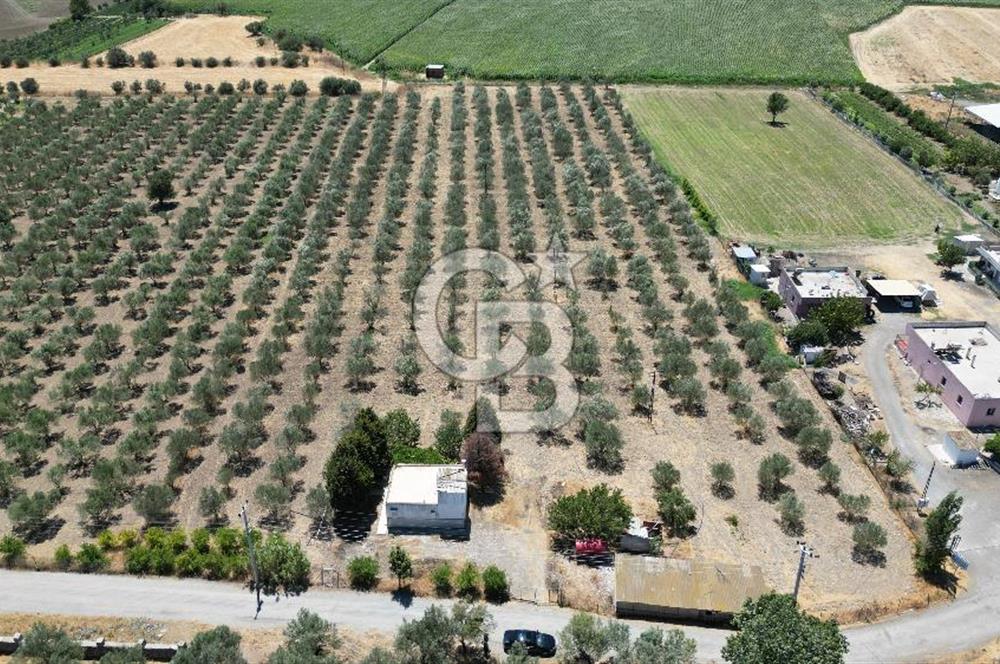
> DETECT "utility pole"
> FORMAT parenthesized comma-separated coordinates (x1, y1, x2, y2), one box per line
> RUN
(918, 460, 936, 510)
(944, 92, 958, 132)
(649, 369, 656, 422)
(792, 541, 815, 604)
(240, 501, 263, 618)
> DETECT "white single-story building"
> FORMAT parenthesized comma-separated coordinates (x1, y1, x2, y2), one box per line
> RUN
(749, 264, 770, 286)
(931, 433, 981, 467)
(385, 464, 468, 532)
(953, 234, 985, 255)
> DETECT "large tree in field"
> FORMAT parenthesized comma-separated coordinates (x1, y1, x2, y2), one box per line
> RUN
(766, 92, 789, 125)
(935, 239, 966, 274)
(722, 593, 848, 664)
(147, 169, 175, 208)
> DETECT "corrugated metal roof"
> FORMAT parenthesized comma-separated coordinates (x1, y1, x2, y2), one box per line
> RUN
(615, 555, 768, 614)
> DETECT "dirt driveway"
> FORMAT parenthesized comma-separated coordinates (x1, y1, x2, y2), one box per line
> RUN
(851, 6, 1000, 91)
(813, 237, 1000, 327)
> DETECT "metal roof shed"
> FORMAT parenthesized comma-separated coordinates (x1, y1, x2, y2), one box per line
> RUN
(614, 555, 768, 624)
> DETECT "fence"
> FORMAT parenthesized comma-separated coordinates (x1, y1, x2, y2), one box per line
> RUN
(0, 634, 184, 661)
(808, 88, 1000, 240)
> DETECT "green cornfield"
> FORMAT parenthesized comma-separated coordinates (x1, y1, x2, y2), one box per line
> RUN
(170, 0, 450, 64)
(173, 0, 1000, 83)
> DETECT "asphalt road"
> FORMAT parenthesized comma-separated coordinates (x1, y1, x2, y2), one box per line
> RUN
(0, 569, 731, 659)
(1, 563, 998, 663)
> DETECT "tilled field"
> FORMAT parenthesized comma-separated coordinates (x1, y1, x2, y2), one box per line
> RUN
(0, 84, 916, 613)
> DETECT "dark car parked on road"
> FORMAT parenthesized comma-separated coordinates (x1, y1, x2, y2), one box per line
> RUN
(502, 630, 557, 658)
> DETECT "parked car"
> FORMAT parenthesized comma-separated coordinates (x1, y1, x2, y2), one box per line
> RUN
(502, 630, 557, 658)
(574, 538, 607, 555)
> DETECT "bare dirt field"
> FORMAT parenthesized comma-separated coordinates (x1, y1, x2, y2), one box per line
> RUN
(851, 6, 1000, 91)
(0, 83, 921, 620)
(3, 15, 386, 96)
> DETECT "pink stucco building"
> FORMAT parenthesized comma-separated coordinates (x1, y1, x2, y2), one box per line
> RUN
(905, 322, 1000, 429)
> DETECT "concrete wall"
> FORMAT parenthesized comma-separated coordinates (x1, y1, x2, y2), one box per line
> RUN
(905, 325, 1000, 428)
(386, 500, 466, 531)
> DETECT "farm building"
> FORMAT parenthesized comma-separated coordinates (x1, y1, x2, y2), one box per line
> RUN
(930, 432, 981, 467)
(748, 264, 770, 286)
(614, 555, 768, 624)
(731, 244, 757, 273)
(953, 234, 986, 255)
(966, 103, 1000, 129)
(905, 322, 1000, 429)
(975, 245, 1000, 292)
(385, 464, 468, 532)
(425, 64, 445, 79)
(865, 278, 922, 310)
(777, 266, 870, 319)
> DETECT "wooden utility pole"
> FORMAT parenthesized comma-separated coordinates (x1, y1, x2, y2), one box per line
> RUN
(240, 502, 263, 618)
(792, 541, 815, 604)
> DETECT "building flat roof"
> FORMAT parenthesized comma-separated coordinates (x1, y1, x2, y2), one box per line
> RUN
(615, 555, 767, 615)
(955, 233, 984, 243)
(786, 267, 867, 299)
(732, 245, 756, 260)
(966, 103, 1000, 129)
(867, 279, 921, 298)
(386, 464, 466, 505)
(911, 322, 1000, 398)
(979, 246, 1000, 268)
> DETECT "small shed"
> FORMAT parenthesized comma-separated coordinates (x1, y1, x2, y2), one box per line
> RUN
(385, 464, 467, 532)
(614, 555, 768, 624)
(731, 245, 757, 275)
(953, 234, 985, 255)
(933, 433, 980, 467)
(425, 64, 445, 79)
(749, 264, 770, 286)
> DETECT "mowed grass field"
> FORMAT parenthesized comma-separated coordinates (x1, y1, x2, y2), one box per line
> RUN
(622, 88, 964, 246)
(173, 0, 1000, 83)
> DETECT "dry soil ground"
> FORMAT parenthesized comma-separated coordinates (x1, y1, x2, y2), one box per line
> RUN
(0, 83, 920, 619)
(4, 15, 386, 96)
(813, 239, 1000, 328)
(0, 0, 65, 40)
(851, 6, 1000, 91)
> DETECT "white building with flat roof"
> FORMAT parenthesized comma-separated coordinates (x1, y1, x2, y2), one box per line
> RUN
(906, 322, 1000, 428)
(385, 464, 468, 532)
(976, 245, 1000, 291)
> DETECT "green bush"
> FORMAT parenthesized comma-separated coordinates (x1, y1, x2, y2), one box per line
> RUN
(76, 543, 109, 573)
(482, 565, 509, 603)
(432, 562, 453, 597)
(456, 562, 481, 599)
(54, 544, 73, 570)
(347, 555, 379, 590)
(0, 535, 26, 567)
